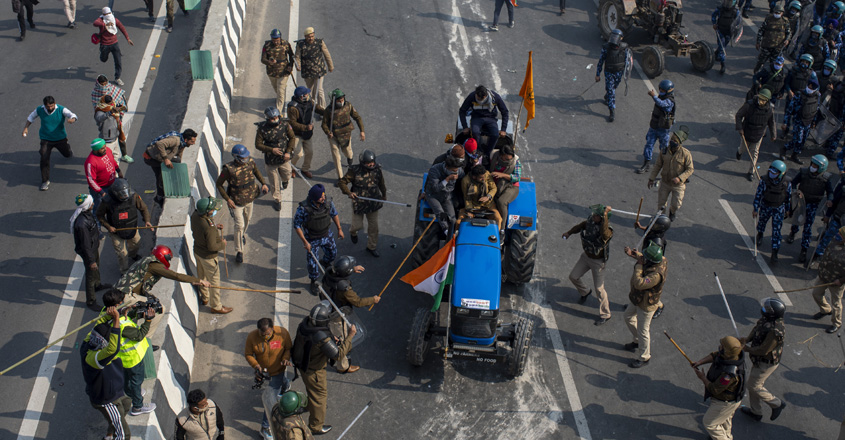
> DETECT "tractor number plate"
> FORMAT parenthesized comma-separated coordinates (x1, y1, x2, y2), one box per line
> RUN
(460, 299, 490, 310)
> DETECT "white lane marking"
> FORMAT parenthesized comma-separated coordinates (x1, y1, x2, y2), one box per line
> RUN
(449, 2, 592, 438)
(274, 0, 300, 331)
(446, 0, 472, 101)
(16, 256, 84, 440)
(719, 199, 793, 306)
(122, 0, 171, 138)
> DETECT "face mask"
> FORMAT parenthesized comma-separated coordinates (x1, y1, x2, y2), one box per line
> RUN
(267, 118, 279, 126)
(758, 99, 768, 107)
(825, 68, 833, 76)
(773, 13, 782, 18)
(769, 170, 780, 179)
(805, 86, 815, 95)
(810, 165, 820, 173)
(210, 210, 217, 217)
(802, 62, 811, 69)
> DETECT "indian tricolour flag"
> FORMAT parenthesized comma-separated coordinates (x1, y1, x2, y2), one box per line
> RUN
(401, 236, 456, 311)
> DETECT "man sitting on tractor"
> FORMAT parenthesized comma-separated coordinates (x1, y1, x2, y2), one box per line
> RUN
(458, 165, 503, 233)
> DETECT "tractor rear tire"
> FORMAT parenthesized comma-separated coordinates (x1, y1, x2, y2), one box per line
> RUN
(408, 307, 434, 367)
(504, 230, 537, 284)
(411, 197, 441, 269)
(690, 40, 715, 72)
(507, 317, 534, 377)
(598, 0, 633, 40)
(641, 46, 665, 78)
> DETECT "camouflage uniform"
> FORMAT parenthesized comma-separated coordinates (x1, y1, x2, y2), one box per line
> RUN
(755, 13, 792, 72)
(270, 406, 314, 440)
(261, 39, 295, 110)
(294, 37, 334, 108)
(288, 98, 316, 174)
(743, 316, 786, 417)
(813, 241, 845, 327)
(338, 164, 386, 251)
(255, 120, 296, 205)
(215, 157, 266, 253)
(321, 101, 364, 179)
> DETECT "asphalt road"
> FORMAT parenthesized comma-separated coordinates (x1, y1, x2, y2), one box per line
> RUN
(1, 0, 844, 438)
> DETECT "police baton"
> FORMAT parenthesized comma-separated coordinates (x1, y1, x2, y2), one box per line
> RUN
(837, 331, 845, 370)
(308, 248, 352, 326)
(353, 195, 412, 208)
(635, 205, 666, 251)
(337, 401, 373, 440)
(290, 163, 315, 188)
(714, 272, 740, 338)
(663, 331, 694, 366)
(578, 80, 598, 98)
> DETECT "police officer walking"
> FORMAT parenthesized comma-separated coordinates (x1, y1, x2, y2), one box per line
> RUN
(322, 89, 365, 180)
(261, 29, 295, 111)
(622, 242, 667, 368)
(749, 56, 786, 108)
(292, 302, 357, 435)
(322, 255, 380, 372)
(295, 27, 334, 109)
(787, 155, 833, 263)
(755, 4, 792, 73)
(289, 86, 316, 179)
(255, 107, 296, 212)
(811, 226, 845, 333)
(595, 29, 629, 122)
(739, 298, 788, 422)
(215, 144, 269, 264)
(96, 178, 152, 274)
(338, 150, 386, 257)
(647, 127, 694, 222)
(190, 197, 232, 314)
(458, 85, 510, 158)
(638, 80, 675, 174)
(563, 205, 613, 325)
(691, 336, 746, 440)
(736, 89, 776, 182)
(754, 160, 792, 264)
(712, 0, 741, 74)
(294, 184, 344, 294)
(781, 77, 821, 164)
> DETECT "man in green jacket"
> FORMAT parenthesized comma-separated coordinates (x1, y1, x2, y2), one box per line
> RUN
(22, 96, 78, 191)
(190, 197, 232, 314)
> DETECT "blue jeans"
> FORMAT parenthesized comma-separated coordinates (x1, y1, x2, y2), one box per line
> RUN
(89, 185, 111, 229)
(493, 0, 514, 26)
(471, 117, 500, 158)
(261, 373, 291, 429)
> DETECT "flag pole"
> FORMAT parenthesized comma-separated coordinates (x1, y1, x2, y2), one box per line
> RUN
(513, 95, 525, 149)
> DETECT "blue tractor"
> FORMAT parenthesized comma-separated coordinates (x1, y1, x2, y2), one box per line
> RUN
(407, 173, 537, 377)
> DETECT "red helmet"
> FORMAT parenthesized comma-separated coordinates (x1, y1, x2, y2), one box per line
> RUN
(152, 245, 173, 269)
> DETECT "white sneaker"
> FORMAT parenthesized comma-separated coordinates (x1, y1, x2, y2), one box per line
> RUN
(39, 181, 50, 191)
(115, 78, 124, 86)
(260, 427, 273, 440)
(129, 403, 156, 416)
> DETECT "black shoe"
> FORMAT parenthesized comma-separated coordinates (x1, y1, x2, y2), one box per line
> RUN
(826, 325, 840, 333)
(282, 180, 289, 190)
(154, 196, 165, 206)
(68, 22, 76, 29)
(235, 252, 243, 263)
(347, 158, 353, 166)
(756, 232, 763, 246)
(669, 212, 676, 222)
(182, 8, 189, 15)
(742, 10, 749, 18)
(770, 249, 779, 264)
(720, 62, 726, 74)
(18, 35, 24, 41)
(635, 160, 651, 174)
(577, 290, 592, 305)
(351, 234, 358, 244)
(29, 21, 35, 29)
(740, 406, 763, 421)
(242, 236, 246, 246)
(132, 254, 142, 262)
(608, 108, 615, 122)
(95, 283, 113, 291)
(770, 401, 787, 421)
(736, 151, 742, 160)
(624, 342, 639, 352)
(148, 15, 156, 22)
(594, 316, 611, 326)
(799, 247, 807, 263)
(367, 248, 380, 257)
(312, 426, 332, 435)
(790, 153, 803, 165)
(86, 300, 102, 311)
(778, 146, 787, 160)
(652, 305, 664, 319)
(310, 280, 320, 295)
(746, 172, 753, 182)
(559, 8, 565, 15)
(812, 311, 831, 320)
(152, 345, 160, 351)
(786, 230, 796, 244)
(629, 358, 650, 368)
(274, 201, 281, 212)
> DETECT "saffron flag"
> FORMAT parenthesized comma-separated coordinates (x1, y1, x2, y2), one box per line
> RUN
(401, 236, 456, 296)
(519, 51, 535, 130)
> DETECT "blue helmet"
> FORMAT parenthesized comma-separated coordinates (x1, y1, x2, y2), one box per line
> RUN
(658, 79, 674, 93)
(270, 29, 281, 39)
(294, 86, 311, 98)
(232, 144, 250, 158)
(264, 106, 280, 119)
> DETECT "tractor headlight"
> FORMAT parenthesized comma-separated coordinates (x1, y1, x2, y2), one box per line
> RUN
(456, 308, 470, 315)
(480, 310, 495, 317)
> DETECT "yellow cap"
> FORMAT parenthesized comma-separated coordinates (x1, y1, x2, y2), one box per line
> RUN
(304, 27, 315, 36)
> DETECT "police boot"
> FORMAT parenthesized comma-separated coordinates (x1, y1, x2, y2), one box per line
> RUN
(778, 146, 787, 160)
(635, 160, 651, 174)
(770, 249, 779, 264)
(720, 61, 726, 74)
(756, 232, 763, 246)
(790, 152, 803, 165)
(799, 247, 808, 263)
(786, 229, 796, 244)
(608, 108, 615, 123)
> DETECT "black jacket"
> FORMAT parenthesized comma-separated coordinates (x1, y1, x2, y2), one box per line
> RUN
(73, 210, 99, 263)
(458, 90, 510, 131)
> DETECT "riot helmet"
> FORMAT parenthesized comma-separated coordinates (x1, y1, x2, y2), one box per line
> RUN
(769, 160, 787, 180)
(270, 28, 282, 39)
(110, 178, 131, 202)
(196, 196, 222, 215)
(824, 59, 838, 75)
(359, 149, 376, 164)
(264, 106, 281, 123)
(609, 29, 623, 46)
(760, 297, 786, 319)
(232, 144, 250, 161)
(658, 79, 674, 94)
(331, 88, 345, 100)
(643, 241, 664, 263)
(722, 0, 737, 8)
(799, 53, 814, 69)
(309, 300, 332, 327)
(279, 391, 308, 417)
(773, 3, 784, 12)
(331, 255, 358, 277)
(810, 25, 824, 39)
(152, 245, 173, 268)
(651, 214, 671, 233)
(757, 88, 772, 105)
(788, 0, 801, 14)
(810, 154, 829, 174)
(836, 1, 845, 14)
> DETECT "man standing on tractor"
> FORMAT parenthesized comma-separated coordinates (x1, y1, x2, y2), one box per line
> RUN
(712, 0, 741, 74)
(458, 85, 510, 158)
(595, 29, 629, 122)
